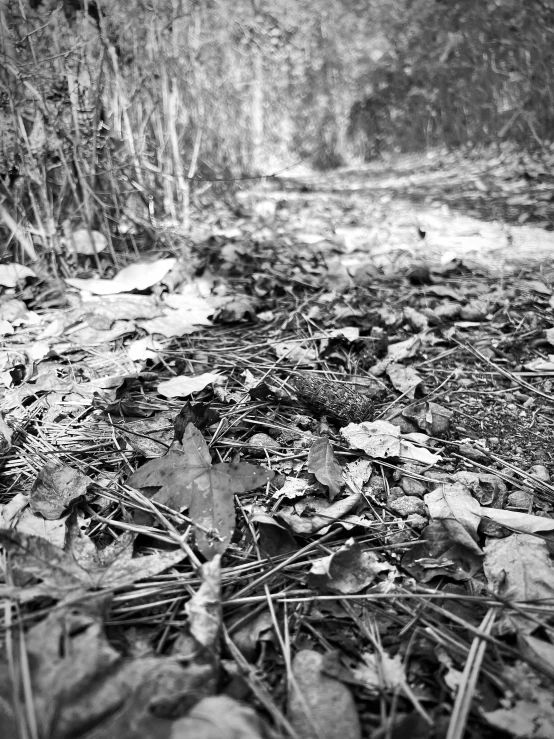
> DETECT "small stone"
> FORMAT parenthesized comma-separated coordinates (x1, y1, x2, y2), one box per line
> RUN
(388, 486, 404, 502)
(387, 530, 412, 546)
(399, 476, 427, 497)
(247, 433, 280, 450)
(528, 464, 550, 482)
(389, 495, 426, 517)
(406, 513, 427, 529)
(458, 443, 489, 465)
(507, 490, 533, 509)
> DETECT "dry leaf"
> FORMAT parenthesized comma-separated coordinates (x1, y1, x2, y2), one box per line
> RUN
(0, 263, 36, 287)
(81, 294, 162, 328)
(69, 320, 135, 346)
(386, 362, 422, 398)
(341, 420, 440, 465)
(308, 539, 392, 593)
(170, 696, 264, 739)
(352, 651, 406, 693)
(0, 599, 216, 739)
(250, 507, 299, 557)
(484, 533, 554, 633)
(65, 258, 176, 295)
(158, 372, 225, 398)
(29, 464, 91, 519)
(230, 610, 274, 662)
(273, 340, 318, 364)
(288, 649, 361, 739)
(484, 697, 554, 738)
(482, 507, 554, 534)
(424, 483, 482, 554)
(127, 336, 165, 363)
(341, 420, 401, 458)
(275, 477, 311, 500)
(0, 493, 68, 548)
(127, 423, 274, 557)
(277, 491, 362, 535)
(401, 522, 483, 582)
(307, 436, 343, 499)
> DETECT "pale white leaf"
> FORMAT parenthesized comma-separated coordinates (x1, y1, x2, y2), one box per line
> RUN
(482, 507, 554, 534)
(0, 263, 36, 288)
(127, 336, 165, 362)
(273, 340, 318, 364)
(65, 258, 176, 295)
(157, 372, 225, 398)
(399, 440, 441, 465)
(341, 420, 401, 458)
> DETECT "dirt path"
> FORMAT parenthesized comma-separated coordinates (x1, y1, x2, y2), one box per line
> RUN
(269, 149, 554, 273)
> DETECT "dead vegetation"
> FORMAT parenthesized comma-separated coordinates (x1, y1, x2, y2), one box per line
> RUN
(1, 154, 554, 739)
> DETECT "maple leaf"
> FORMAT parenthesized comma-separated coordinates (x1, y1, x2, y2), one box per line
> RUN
(127, 423, 274, 558)
(307, 436, 343, 499)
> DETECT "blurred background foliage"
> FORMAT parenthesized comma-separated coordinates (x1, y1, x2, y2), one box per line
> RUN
(0, 0, 553, 257)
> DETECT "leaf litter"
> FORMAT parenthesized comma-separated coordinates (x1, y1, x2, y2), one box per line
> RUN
(3, 157, 554, 737)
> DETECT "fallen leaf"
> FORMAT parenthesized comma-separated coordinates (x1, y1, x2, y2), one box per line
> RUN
(273, 340, 318, 364)
(399, 439, 441, 465)
(484, 533, 554, 633)
(174, 401, 221, 441)
(341, 420, 401, 458)
(170, 695, 264, 739)
(250, 507, 299, 557)
(484, 698, 554, 738)
(344, 459, 373, 490)
(277, 491, 362, 535)
(481, 507, 554, 534)
(308, 539, 392, 593)
(0, 599, 216, 739)
(386, 363, 422, 398)
(127, 336, 165, 363)
(401, 522, 483, 582)
(308, 436, 343, 499)
(65, 258, 176, 295)
(81, 294, 162, 328)
(69, 320, 135, 346)
(230, 610, 274, 662)
(351, 651, 406, 694)
(0, 263, 36, 287)
(173, 555, 222, 663)
(0, 493, 68, 548)
(120, 415, 174, 457)
(371, 336, 421, 375)
(29, 464, 91, 519)
(275, 477, 311, 500)
(424, 484, 482, 554)
(288, 649, 361, 739)
(158, 372, 225, 398)
(127, 423, 274, 557)
(401, 401, 453, 436)
(138, 293, 216, 337)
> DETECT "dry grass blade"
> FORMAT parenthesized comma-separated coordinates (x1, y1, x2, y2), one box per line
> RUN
(445, 609, 497, 739)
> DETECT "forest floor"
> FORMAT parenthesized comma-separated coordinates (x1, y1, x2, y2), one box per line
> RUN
(2, 146, 554, 739)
